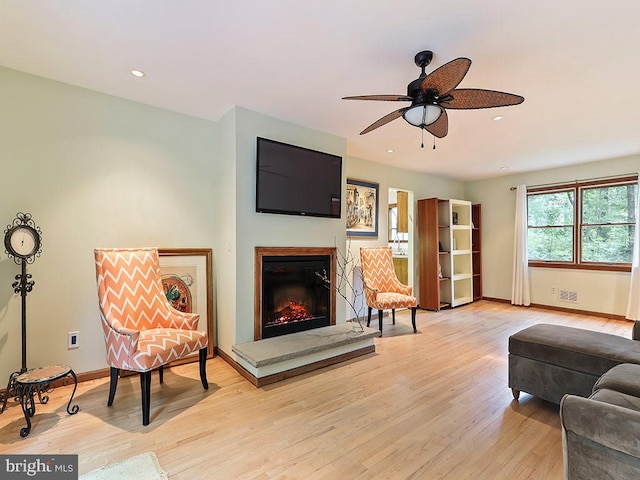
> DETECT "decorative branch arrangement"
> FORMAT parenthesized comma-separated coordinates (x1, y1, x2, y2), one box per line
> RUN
(316, 239, 365, 332)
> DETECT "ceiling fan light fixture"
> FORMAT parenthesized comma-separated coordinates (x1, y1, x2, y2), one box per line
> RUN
(343, 50, 523, 139)
(403, 104, 442, 128)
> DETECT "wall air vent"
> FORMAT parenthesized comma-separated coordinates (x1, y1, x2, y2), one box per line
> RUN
(559, 289, 578, 303)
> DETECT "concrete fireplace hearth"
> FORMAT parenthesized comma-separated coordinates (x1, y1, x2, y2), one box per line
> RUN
(232, 323, 379, 386)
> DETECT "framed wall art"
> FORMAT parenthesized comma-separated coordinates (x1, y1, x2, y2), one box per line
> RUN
(158, 248, 215, 358)
(346, 179, 379, 237)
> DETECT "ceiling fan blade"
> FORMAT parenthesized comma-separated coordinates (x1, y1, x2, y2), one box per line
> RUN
(425, 109, 448, 138)
(443, 88, 525, 109)
(360, 107, 408, 135)
(420, 58, 472, 96)
(342, 94, 413, 102)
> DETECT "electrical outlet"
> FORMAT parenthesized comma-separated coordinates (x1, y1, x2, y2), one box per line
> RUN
(68, 331, 79, 349)
(551, 286, 557, 295)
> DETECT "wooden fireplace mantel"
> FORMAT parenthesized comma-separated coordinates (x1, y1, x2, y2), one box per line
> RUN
(254, 247, 337, 341)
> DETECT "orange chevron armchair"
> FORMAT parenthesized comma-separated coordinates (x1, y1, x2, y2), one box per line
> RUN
(94, 247, 208, 426)
(360, 246, 417, 334)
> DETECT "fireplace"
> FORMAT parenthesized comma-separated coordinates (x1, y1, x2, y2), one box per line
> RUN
(255, 247, 336, 340)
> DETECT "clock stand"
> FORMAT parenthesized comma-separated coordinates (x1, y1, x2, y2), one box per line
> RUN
(0, 213, 78, 435)
(0, 212, 41, 413)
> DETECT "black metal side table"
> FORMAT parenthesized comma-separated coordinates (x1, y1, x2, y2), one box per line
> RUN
(15, 364, 79, 437)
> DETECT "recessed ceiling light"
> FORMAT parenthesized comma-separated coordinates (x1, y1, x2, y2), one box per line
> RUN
(387, 149, 394, 153)
(130, 69, 146, 78)
(501, 166, 510, 170)
(492, 115, 503, 121)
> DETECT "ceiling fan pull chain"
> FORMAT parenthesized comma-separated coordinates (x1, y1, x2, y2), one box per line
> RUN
(433, 135, 436, 150)
(421, 127, 425, 149)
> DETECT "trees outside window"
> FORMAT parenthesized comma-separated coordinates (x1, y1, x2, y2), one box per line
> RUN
(528, 189, 574, 262)
(527, 176, 637, 271)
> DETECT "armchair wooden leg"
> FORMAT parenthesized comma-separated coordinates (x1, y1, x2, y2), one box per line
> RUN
(159, 365, 164, 384)
(411, 307, 417, 333)
(367, 307, 372, 327)
(107, 367, 118, 406)
(199, 347, 209, 390)
(140, 371, 152, 426)
(378, 310, 383, 333)
(392, 309, 396, 324)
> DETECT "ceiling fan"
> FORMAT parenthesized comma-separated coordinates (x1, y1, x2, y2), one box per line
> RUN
(343, 50, 524, 145)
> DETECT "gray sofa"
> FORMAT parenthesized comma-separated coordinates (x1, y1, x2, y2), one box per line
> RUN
(561, 364, 640, 480)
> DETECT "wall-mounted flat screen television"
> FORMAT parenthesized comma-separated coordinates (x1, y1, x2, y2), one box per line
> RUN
(256, 137, 342, 218)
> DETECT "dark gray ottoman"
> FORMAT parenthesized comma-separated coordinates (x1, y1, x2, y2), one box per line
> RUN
(509, 324, 640, 404)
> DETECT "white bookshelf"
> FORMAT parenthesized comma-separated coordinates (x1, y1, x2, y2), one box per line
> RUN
(438, 199, 473, 308)
(417, 197, 477, 311)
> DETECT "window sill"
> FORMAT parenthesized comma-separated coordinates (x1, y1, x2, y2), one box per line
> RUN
(528, 261, 631, 273)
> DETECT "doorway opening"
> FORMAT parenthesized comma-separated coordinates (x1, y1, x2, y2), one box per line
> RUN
(388, 188, 414, 288)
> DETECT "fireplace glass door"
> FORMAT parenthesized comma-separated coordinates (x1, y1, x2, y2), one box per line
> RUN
(261, 255, 331, 339)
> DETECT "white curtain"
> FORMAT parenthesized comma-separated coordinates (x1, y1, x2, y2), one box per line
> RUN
(512, 184, 531, 306)
(626, 175, 640, 320)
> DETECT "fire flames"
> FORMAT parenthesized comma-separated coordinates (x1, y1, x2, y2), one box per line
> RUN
(270, 301, 313, 325)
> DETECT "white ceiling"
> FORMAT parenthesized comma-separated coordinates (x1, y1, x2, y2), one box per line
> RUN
(1, 1, 639, 180)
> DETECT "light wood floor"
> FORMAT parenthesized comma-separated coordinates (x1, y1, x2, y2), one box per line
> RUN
(0, 301, 632, 479)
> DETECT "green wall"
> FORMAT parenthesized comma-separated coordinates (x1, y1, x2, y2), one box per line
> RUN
(0, 67, 219, 382)
(0, 68, 399, 378)
(1, 63, 634, 385)
(345, 155, 465, 314)
(228, 107, 348, 353)
(465, 155, 639, 315)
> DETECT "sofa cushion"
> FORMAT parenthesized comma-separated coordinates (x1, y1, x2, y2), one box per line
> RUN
(509, 324, 640, 377)
(594, 363, 640, 398)
(591, 388, 640, 413)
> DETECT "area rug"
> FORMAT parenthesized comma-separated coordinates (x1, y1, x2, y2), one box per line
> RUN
(80, 452, 168, 480)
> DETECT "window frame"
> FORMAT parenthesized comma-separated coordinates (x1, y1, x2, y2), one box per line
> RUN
(527, 175, 637, 272)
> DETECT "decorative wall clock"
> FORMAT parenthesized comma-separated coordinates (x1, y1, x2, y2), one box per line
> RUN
(4, 212, 42, 263)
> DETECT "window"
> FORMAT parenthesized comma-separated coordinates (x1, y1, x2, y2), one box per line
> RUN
(527, 176, 638, 270)
(528, 189, 575, 262)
